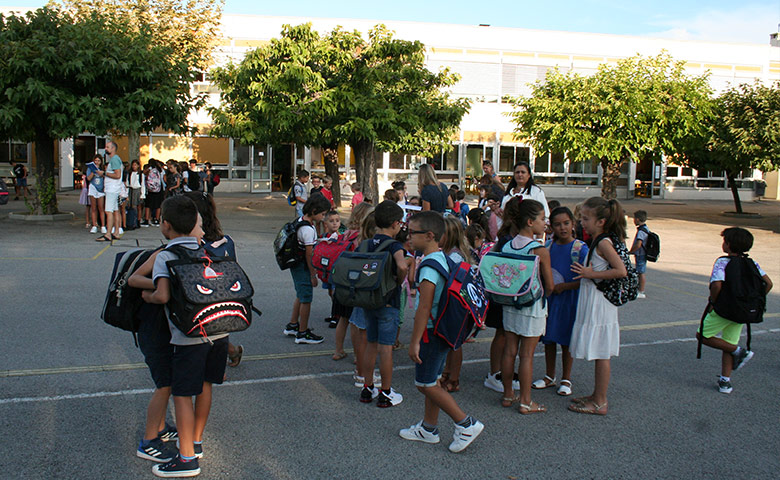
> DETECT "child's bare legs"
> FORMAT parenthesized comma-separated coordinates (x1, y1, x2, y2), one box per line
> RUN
(638, 273, 646, 292)
(173, 395, 195, 457)
(144, 387, 171, 441)
(489, 328, 506, 374)
(193, 382, 212, 443)
(592, 359, 610, 408)
(501, 331, 520, 399)
(561, 345, 573, 381)
(85, 206, 90, 226)
(350, 324, 367, 379)
(289, 298, 301, 328)
(517, 335, 540, 406)
(419, 384, 467, 426)
(297, 302, 311, 332)
(544, 343, 557, 379)
(362, 343, 393, 390)
(697, 333, 737, 377)
(447, 349, 463, 389)
(334, 316, 348, 356)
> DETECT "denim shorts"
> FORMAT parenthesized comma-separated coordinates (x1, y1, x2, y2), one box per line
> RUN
(349, 307, 366, 330)
(365, 307, 400, 345)
(290, 263, 313, 303)
(635, 256, 647, 274)
(414, 331, 450, 387)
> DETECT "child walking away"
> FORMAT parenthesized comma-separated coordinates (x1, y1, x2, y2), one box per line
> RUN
(494, 199, 553, 413)
(696, 227, 772, 394)
(401, 211, 484, 453)
(292, 170, 310, 218)
(629, 210, 650, 298)
(284, 194, 331, 344)
(358, 201, 408, 407)
(568, 197, 629, 416)
(533, 206, 588, 397)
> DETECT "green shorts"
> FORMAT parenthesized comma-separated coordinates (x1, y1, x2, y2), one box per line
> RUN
(699, 310, 744, 345)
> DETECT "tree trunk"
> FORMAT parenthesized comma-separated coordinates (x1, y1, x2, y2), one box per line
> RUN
(34, 130, 58, 215)
(726, 171, 743, 214)
(351, 141, 379, 205)
(600, 158, 622, 200)
(127, 130, 141, 164)
(322, 143, 341, 207)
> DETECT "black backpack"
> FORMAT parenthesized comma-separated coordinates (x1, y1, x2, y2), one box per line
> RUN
(187, 171, 201, 191)
(165, 245, 259, 338)
(638, 225, 660, 262)
(588, 233, 639, 306)
(273, 218, 311, 270)
(102, 248, 161, 339)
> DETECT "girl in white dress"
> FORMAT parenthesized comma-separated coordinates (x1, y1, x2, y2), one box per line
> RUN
(569, 197, 628, 416)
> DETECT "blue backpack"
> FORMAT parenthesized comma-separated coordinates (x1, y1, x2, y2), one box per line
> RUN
(417, 255, 489, 350)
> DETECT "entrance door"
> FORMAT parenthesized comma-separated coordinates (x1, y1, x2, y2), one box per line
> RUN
(250, 144, 271, 193)
(272, 144, 294, 192)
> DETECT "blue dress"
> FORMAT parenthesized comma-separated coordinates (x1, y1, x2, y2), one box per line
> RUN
(541, 239, 588, 346)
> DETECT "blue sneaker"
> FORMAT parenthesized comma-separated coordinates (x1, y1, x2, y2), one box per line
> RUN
(159, 424, 178, 442)
(152, 455, 200, 478)
(137, 437, 176, 463)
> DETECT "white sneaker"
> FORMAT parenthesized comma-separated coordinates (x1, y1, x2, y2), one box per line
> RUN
(636, 292, 646, 299)
(449, 419, 484, 453)
(483, 373, 519, 392)
(399, 421, 440, 444)
(101, 226, 107, 234)
(376, 388, 403, 407)
(89, 226, 98, 234)
(118, 227, 124, 235)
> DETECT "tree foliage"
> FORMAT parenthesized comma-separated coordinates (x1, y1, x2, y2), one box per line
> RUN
(510, 52, 713, 199)
(210, 23, 469, 204)
(0, 7, 201, 213)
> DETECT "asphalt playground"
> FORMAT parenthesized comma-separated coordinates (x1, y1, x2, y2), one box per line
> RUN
(0, 192, 778, 479)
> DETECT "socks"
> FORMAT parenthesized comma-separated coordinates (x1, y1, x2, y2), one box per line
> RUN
(180, 454, 197, 462)
(382, 388, 391, 395)
(421, 421, 438, 434)
(457, 415, 474, 428)
(720, 375, 730, 382)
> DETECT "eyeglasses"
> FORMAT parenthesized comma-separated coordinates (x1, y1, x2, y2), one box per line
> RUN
(409, 229, 430, 235)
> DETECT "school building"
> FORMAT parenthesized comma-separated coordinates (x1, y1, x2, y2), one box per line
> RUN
(3, 11, 780, 200)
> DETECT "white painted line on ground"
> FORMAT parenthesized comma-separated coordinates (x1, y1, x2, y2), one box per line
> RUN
(2, 328, 778, 406)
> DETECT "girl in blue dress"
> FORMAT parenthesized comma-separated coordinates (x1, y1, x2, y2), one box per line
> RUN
(532, 206, 588, 396)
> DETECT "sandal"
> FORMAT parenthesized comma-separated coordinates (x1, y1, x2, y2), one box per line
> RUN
(531, 375, 556, 389)
(557, 379, 572, 396)
(571, 395, 593, 404)
(392, 340, 403, 350)
(568, 400, 607, 415)
(332, 351, 348, 361)
(95, 235, 112, 242)
(501, 395, 520, 408)
(518, 401, 547, 414)
(445, 379, 460, 393)
(227, 345, 244, 367)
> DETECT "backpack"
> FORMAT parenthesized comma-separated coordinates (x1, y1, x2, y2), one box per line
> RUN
(146, 167, 162, 193)
(125, 208, 139, 230)
(186, 170, 201, 191)
(545, 238, 586, 266)
(638, 225, 660, 262)
(588, 233, 639, 307)
(479, 239, 544, 308)
(331, 239, 398, 309)
(165, 245, 258, 338)
(0, 178, 8, 205)
(273, 219, 311, 270)
(101, 248, 161, 338)
(312, 230, 360, 283)
(287, 183, 298, 206)
(211, 173, 220, 186)
(417, 255, 489, 350)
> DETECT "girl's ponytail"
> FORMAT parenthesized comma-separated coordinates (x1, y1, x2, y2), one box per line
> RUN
(605, 199, 627, 239)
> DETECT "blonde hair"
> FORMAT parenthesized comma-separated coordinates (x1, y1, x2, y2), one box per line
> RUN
(418, 164, 439, 192)
(441, 216, 473, 264)
(348, 202, 374, 230)
(360, 212, 377, 241)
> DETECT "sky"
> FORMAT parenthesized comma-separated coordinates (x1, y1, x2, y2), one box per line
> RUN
(4, 0, 780, 45)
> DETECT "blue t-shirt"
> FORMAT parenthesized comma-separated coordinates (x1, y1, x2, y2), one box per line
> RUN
(204, 235, 236, 258)
(87, 162, 104, 192)
(364, 234, 404, 309)
(421, 183, 449, 213)
(416, 250, 448, 328)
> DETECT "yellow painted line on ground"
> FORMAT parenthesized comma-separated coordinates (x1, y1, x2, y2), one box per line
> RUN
(3, 315, 777, 379)
(647, 282, 709, 299)
(0, 242, 113, 261)
(92, 243, 111, 260)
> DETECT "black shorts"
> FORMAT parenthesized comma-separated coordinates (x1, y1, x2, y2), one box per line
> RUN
(332, 296, 353, 319)
(171, 337, 229, 397)
(145, 191, 164, 210)
(484, 301, 504, 330)
(137, 303, 174, 389)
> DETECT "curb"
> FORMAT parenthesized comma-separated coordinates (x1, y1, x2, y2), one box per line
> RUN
(8, 211, 75, 221)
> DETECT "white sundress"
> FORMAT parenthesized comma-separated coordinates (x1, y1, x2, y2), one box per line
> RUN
(569, 240, 620, 360)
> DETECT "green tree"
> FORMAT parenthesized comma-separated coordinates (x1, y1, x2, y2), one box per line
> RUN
(0, 7, 200, 213)
(510, 52, 712, 199)
(678, 81, 780, 213)
(210, 23, 469, 204)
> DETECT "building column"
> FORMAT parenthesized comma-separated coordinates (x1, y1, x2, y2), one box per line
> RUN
(345, 144, 351, 181)
(627, 160, 637, 199)
(59, 138, 74, 190)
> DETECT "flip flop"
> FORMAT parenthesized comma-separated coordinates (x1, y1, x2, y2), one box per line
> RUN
(557, 380, 572, 396)
(518, 401, 547, 414)
(332, 351, 348, 361)
(227, 345, 243, 367)
(531, 375, 557, 389)
(568, 401, 607, 416)
(95, 235, 112, 242)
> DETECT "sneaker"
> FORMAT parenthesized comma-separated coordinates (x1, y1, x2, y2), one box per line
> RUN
(732, 348, 754, 372)
(101, 226, 107, 234)
(295, 329, 324, 344)
(137, 438, 176, 463)
(359, 385, 379, 403)
(141, 220, 150, 228)
(89, 226, 98, 234)
(118, 227, 124, 235)
(176, 439, 203, 459)
(159, 424, 178, 442)
(636, 292, 647, 299)
(483, 373, 520, 392)
(328, 318, 339, 328)
(718, 378, 733, 394)
(283, 323, 299, 336)
(399, 421, 440, 444)
(376, 388, 403, 408)
(449, 419, 485, 453)
(152, 455, 200, 478)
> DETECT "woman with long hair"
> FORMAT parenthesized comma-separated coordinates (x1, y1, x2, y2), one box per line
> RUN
(417, 163, 453, 213)
(502, 161, 549, 219)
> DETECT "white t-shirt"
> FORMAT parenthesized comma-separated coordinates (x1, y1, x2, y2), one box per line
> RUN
(501, 184, 550, 219)
(710, 257, 766, 283)
(104, 154, 124, 194)
(296, 219, 317, 246)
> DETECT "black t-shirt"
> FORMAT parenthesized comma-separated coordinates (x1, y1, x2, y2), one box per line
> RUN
(13, 164, 25, 179)
(364, 234, 404, 309)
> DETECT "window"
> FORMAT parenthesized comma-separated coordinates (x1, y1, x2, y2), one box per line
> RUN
(499, 146, 514, 172)
(533, 152, 564, 174)
(442, 148, 458, 171)
(1, 141, 29, 164)
(389, 153, 405, 170)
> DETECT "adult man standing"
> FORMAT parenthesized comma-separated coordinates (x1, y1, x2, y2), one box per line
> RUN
(10, 160, 30, 201)
(98, 141, 124, 242)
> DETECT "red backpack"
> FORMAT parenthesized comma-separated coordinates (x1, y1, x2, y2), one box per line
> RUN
(312, 230, 360, 283)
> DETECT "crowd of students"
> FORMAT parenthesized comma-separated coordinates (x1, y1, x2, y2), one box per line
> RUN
(124, 160, 772, 477)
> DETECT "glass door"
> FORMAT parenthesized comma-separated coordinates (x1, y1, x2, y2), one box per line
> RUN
(250, 144, 271, 193)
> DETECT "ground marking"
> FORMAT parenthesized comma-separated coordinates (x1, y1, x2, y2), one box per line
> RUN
(0, 243, 112, 261)
(1, 328, 778, 406)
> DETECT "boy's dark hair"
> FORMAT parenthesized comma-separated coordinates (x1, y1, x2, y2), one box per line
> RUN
(384, 189, 400, 202)
(325, 209, 340, 219)
(297, 169, 310, 179)
(486, 190, 502, 203)
(375, 200, 403, 228)
(302, 194, 331, 216)
(311, 174, 320, 181)
(467, 207, 490, 231)
(351, 182, 362, 192)
(449, 184, 460, 191)
(392, 180, 405, 190)
(465, 224, 486, 248)
(456, 190, 465, 201)
(634, 210, 648, 223)
(161, 195, 198, 235)
(410, 211, 445, 241)
(549, 206, 574, 224)
(548, 199, 561, 211)
(722, 227, 753, 254)
(395, 224, 409, 244)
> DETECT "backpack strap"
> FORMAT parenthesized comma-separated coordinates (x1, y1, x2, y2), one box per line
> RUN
(416, 257, 450, 285)
(359, 238, 396, 254)
(571, 239, 585, 265)
(586, 233, 611, 266)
